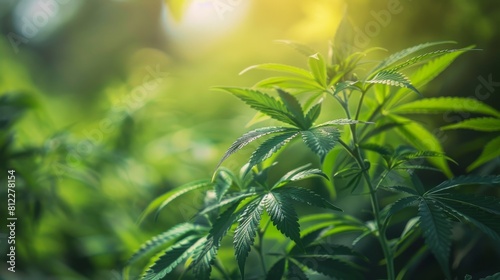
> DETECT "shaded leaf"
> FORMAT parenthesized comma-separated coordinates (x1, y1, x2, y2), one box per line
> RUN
(385, 185, 420, 196)
(301, 126, 340, 160)
(191, 202, 241, 276)
(197, 193, 256, 216)
(481, 272, 500, 280)
(275, 165, 328, 188)
(191, 238, 217, 280)
(287, 260, 309, 280)
(266, 258, 286, 280)
(264, 192, 301, 244)
(248, 131, 300, 168)
(277, 88, 307, 128)
(296, 257, 363, 280)
(277, 186, 342, 211)
(300, 243, 363, 259)
(216, 87, 299, 126)
(360, 143, 392, 157)
(214, 169, 233, 201)
(128, 223, 205, 265)
(387, 196, 420, 218)
(305, 101, 322, 127)
(418, 200, 452, 279)
(425, 175, 500, 194)
(437, 194, 500, 215)
(234, 197, 265, 275)
(437, 200, 500, 243)
(142, 236, 200, 280)
(217, 126, 293, 168)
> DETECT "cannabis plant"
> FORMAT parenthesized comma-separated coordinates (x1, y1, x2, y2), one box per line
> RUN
(125, 21, 500, 280)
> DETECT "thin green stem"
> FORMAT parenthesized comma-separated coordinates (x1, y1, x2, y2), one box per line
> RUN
(354, 91, 366, 121)
(255, 219, 271, 276)
(214, 259, 231, 280)
(337, 89, 396, 280)
(349, 142, 395, 280)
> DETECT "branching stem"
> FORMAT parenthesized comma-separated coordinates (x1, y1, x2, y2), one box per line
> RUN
(336, 89, 396, 280)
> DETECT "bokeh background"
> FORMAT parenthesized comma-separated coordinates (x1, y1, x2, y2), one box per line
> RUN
(1, 0, 499, 279)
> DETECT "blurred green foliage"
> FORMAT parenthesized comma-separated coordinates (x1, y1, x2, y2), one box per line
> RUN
(0, 0, 499, 279)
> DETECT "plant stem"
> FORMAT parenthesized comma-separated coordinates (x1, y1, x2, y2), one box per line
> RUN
(337, 89, 395, 280)
(214, 259, 231, 280)
(255, 219, 271, 276)
(354, 92, 366, 121)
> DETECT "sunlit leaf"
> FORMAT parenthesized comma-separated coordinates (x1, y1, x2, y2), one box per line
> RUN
(389, 115, 452, 177)
(390, 97, 500, 117)
(366, 70, 420, 96)
(332, 81, 361, 96)
(138, 180, 212, 223)
(254, 76, 325, 90)
(240, 63, 312, 78)
(308, 53, 327, 87)
(370, 41, 456, 74)
(389, 48, 468, 72)
(405, 46, 473, 90)
(316, 119, 363, 127)
(275, 40, 317, 56)
(164, 0, 190, 22)
(468, 136, 500, 171)
(441, 117, 500, 132)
